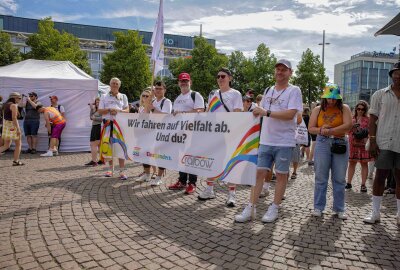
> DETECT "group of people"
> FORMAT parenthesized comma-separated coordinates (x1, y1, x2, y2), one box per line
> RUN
(0, 93, 66, 164)
(2, 58, 399, 227)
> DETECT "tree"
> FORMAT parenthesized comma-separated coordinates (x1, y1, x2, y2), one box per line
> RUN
(0, 31, 22, 66)
(250, 43, 277, 94)
(25, 18, 90, 74)
(100, 31, 151, 100)
(292, 48, 328, 107)
(169, 36, 228, 99)
(227, 51, 253, 92)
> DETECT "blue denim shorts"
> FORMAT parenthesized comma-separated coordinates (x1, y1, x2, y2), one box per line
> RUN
(257, 144, 294, 174)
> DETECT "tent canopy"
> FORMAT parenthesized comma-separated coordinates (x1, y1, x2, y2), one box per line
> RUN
(0, 59, 98, 152)
(375, 12, 400, 36)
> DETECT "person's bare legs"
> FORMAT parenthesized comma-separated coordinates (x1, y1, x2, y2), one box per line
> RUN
(0, 139, 11, 153)
(274, 173, 288, 205)
(347, 161, 357, 184)
(14, 138, 22, 161)
(250, 169, 269, 204)
(360, 162, 368, 186)
(90, 141, 99, 162)
(26, 136, 33, 150)
(32, 135, 38, 150)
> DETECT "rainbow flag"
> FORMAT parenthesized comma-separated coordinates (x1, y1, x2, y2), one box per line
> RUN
(209, 96, 223, 112)
(99, 120, 131, 161)
(210, 124, 260, 182)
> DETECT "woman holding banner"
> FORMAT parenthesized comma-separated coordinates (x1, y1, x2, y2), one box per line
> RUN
(98, 77, 130, 180)
(197, 68, 243, 207)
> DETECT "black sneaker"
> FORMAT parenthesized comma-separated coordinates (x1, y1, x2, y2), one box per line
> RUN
(85, 161, 98, 166)
(97, 160, 105, 165)
(31, 149, 37, 154)
(24, 149, 32, 154)
(345, 183, 352, 190)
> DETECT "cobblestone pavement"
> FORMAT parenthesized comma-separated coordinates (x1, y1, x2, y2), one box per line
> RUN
(0, 152, 399, 270)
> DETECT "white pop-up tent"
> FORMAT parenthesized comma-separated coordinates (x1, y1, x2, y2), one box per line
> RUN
(0, 59, 98, 152)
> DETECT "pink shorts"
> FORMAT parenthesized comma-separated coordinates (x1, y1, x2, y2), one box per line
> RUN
(51, 123, 66, 139)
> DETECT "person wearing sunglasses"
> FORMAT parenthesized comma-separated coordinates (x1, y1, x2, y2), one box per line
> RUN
(243, 89, 257, 112)
(21, 91, 42, 154)
(198, 67, 243, 207)
(346, 101, 373, 192)
(364, 61, 400, 227)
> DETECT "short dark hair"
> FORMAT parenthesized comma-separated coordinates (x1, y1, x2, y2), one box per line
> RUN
(36, 104, 43, 111)
(217, 67, 233, 77)
(153, 80, 166, 89)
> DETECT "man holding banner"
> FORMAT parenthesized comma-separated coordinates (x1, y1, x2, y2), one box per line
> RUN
(198, 67, 243, 207)
(168, 72, 205, 194)
(98, 77, 130, 180)
(235, 59, 303, 223)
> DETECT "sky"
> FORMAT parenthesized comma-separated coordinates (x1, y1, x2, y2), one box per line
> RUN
(1, 0, 399, 81)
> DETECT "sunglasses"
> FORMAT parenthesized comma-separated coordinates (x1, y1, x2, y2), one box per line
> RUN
(216, 75, 226, 79)
(356, 108, 366, 111)
(141, 95, 149, 98)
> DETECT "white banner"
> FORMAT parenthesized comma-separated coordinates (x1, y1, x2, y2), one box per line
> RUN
(105, 112, 260, 185)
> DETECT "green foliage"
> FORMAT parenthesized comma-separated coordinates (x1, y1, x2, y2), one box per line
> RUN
(292, 48, 328, 107)
(25, 18, 91, 74)
(227, 44, 276, 95)
(227, 51, 253, 93)
(249, 44, 277, 94)
(0, 31, 22, 66)
(168, 36, 228, 99)
(100, 30, 151, 100)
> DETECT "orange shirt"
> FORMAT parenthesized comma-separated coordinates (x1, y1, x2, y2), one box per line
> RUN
(317, 106, 344, 136)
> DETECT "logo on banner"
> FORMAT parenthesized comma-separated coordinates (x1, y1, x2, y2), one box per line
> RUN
(132, 147, 141, 157)
(147, 152, 172, 161)
(181, 155, 215, 171)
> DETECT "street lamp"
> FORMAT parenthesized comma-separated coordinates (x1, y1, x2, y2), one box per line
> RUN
(318, 30, 330, 69)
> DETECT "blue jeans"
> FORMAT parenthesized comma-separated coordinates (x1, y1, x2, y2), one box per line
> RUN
(314, 135, 349, 212)
(257, 144, 293, 174)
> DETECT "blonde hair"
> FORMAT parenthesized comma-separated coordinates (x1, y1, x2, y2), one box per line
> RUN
(140, 88, 152, 107)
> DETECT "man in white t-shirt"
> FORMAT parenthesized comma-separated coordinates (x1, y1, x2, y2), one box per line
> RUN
(198, 67, 243, 207)
(235, 59, 303, 223)
(98, 77, 130, 180)
(168, 72, 205, 195)
(144, 80, 172, 186)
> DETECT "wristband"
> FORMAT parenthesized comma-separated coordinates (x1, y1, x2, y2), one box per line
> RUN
(266, 110, 271, 117)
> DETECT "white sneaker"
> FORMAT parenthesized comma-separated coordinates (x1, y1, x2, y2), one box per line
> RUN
(235, 204, 255, 223)
(138, 173, 151, 182)
(40, 150, 53, 157)
(226, 192, 236, 207)
(363, 211, 381, 224)
(261, 205, 279, 223)
(198, 186, 216, 200)
(259, 188, 270, 198)
(335, 211, 348, 220)
(312, 209, 322, 217)
(150, 176, 162, 186)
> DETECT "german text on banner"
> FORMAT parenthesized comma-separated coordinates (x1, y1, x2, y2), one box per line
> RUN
(108, 112, 260, 186)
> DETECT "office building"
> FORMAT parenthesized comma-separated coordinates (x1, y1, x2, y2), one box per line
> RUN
(0, 14, 216, 79)
(334, 51, 398, 107)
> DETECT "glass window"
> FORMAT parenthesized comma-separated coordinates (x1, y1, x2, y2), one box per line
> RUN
(363, 61, 373, 68)
(374, 62, 384, 69)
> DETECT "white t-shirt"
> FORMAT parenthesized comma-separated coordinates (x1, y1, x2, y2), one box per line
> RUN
(207, 88, 243, 112)
(259, 84, 303, 147)
(246, 102, 257, 112)
(99, 93, 129, 120)
(173, 90, 204, 112)
(153, 97, 172, 114)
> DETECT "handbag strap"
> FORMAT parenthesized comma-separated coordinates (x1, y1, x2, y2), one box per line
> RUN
(218, 90, 230, 112)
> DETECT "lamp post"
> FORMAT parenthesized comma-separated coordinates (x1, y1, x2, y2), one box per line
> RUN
(318, 30, 330, 69)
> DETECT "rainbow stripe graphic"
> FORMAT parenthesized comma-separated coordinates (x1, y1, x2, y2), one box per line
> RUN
(99, 120, 131, 161)
(210, 124, 260, 181)
(208, 96, 223, 112)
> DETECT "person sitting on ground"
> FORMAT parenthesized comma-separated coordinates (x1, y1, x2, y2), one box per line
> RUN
(0, 92, 24, 165)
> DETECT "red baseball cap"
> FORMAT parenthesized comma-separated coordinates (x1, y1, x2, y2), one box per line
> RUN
(178, 73, 191, 81)
(49, 95, 58, 101)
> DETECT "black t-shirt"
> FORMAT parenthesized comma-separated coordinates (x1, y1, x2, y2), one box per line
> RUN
(25, 101, 41, 120)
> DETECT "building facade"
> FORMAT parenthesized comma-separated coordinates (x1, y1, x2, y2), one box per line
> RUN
(334, 51, 398, 108)
(0, 14, 216, 79)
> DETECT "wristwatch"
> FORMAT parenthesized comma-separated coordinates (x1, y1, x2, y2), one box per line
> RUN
(266, 110, 271, 117)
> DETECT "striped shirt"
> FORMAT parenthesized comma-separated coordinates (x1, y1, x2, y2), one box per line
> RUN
(369, 85, 400, 153)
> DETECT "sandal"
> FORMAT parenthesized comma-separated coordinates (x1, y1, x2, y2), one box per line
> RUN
(291, 173, 297, 179)
(360, 185, 367, 193)
(12, 160, 25, 166)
